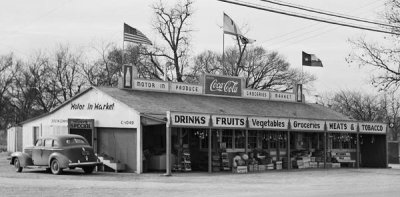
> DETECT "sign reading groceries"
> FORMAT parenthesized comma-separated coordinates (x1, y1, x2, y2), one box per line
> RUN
(359, 122, 386, 134)
(204, 74, 242, 97)
(291, 119, 324, 131)
(170, 112, 210, 127)
(326, 121, 357, 132)
(248, 117, 288, 130)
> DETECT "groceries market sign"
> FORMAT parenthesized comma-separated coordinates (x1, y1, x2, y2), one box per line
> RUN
(204, 74, 242, 97)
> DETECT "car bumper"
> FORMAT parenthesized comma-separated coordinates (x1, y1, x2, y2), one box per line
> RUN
(68, 162, 102, 168)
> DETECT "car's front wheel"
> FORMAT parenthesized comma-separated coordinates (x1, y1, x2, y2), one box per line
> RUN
(14, 158, 23, 173)
(82, 166, 95, 174)
(50, 159, 63, 175)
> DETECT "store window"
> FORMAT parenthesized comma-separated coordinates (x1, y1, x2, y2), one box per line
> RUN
(33, 126, 40, 145)
(235, 130, 246, 149)
(248, 130, 257, 149)
(221, 130, 233, 149)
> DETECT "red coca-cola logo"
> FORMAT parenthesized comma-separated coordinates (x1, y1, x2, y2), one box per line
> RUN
(210, 79, 239, 93)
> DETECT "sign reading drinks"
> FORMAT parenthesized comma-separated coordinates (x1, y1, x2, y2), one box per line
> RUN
(170, 112, 210, 127)
(212, 115, 246, 128)
(291, 119, 324, 131)
(133, 79, 169, 92)
(359, 122, 386, 134)
(248, 117, 288, 130)
(204, 74, 242, 97)
(326, 121, 357, 132)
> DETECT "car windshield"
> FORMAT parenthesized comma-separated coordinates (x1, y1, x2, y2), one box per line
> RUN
(64, 138, 88, 146)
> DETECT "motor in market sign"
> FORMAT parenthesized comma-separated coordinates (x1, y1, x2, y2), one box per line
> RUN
(170, 112, 210, 127)
(248, 117, 288, 130)
(359, 122, 387, 134)
(212, 115, 246, 128)
(326, 121, 357, 133)
(291, 119, 324, 131)
(204, 74, 242, 97)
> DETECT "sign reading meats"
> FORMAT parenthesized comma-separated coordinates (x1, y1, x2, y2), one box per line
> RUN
(204, 74, 242, 97)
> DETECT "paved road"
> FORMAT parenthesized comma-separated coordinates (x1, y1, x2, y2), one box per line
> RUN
(1, 153, 400, 197)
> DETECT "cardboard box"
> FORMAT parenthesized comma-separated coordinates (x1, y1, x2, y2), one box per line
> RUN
(325, 162, 333, 168)
(310, 157, 316, 162)
(267, 164, 274, 170)
(310, 162, 318, 168)
(332, 163, 341, 168)
(258, 164, 267, 171)
(318, 162, 324, 168)
(235, 166, 248, 173)
(303, 161, 310, 168)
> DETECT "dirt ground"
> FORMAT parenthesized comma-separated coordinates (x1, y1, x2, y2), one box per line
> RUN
(1, 153, 400, 197)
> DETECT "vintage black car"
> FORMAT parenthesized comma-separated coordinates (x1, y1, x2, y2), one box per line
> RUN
(9, 134, 102, 175)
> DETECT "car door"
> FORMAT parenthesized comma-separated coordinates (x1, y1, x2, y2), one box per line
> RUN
(32, 139, 43, 165)
(41, 139, 54, 166)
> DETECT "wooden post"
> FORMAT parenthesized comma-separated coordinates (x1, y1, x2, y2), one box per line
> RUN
(245, 130, 248, 153)
(208, 128, 212, 173)
(324, 132, 327, 168)
(165, 112, 172, 176)
(287, 131, 291, 169)
(356, 133, 360, 168)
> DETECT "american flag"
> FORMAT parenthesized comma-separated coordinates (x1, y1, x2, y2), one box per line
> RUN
(124, 23, 152, 45)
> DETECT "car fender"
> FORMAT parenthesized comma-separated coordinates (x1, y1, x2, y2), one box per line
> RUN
(48, 152, 70, 168)
(10, 152, 33, 167)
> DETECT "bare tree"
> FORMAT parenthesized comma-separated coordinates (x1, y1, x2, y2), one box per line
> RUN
(347, 0, 400, 91)
(189, 47, 316, 91)
(0, 54, 19, 128)
(323, 91, 386, 121)
(151, 0, 194, 82)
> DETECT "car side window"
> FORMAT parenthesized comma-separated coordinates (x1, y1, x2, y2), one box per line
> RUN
(53, 140, 59, 147)
(44, 139, 53, 148)
(35, 139, 43, 147)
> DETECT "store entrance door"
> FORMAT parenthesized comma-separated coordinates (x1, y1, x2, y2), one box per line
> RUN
(68, 119, 94, 146)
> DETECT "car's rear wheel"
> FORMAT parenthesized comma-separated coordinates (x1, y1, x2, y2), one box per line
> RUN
(14, 158, 23, 173)
(82, 166, 95, 174)
(50, 159, 63, 175)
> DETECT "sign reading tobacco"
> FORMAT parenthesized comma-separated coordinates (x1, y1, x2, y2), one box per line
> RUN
(359, 122, 386, 134)
(204, 74, 242, 97)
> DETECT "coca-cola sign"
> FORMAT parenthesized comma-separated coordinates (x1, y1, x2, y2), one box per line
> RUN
(204, 74, 242, 96)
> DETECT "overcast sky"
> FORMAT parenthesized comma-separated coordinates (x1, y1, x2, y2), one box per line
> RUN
(0, 0, 388, 98)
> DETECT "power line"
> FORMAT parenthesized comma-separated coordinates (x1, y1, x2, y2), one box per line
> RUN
(259, 0, 397, 29)
(259, 0, 383, 46)
(217, 0, 400, 35)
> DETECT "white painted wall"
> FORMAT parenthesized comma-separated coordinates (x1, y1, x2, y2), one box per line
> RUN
(21, 88, 140, 149)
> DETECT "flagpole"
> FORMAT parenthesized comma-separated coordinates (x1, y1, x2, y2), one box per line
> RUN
(222, 31, 225, 67)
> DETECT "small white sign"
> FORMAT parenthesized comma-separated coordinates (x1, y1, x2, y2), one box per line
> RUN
(243, 89, 270, 100)
(270, 92, 296, 102)
(248, 117, 288, 130)
(291, 119, 324, 131)
(212, 115, 247, 128)
(170, 112, 210, 127)
(326, 121, 357, 132)
(359, 122, 386, 134)
(170, 82, 203, 95)
(133, 79, 169, 92)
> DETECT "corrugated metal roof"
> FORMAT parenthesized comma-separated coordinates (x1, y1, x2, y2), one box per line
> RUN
(96, 86, 351, 121)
